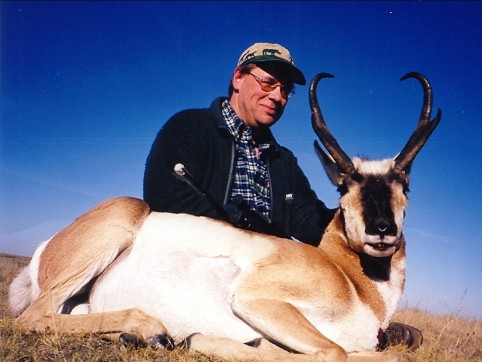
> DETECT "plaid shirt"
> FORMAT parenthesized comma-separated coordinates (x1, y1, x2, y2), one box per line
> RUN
(222, 100, 272, 221)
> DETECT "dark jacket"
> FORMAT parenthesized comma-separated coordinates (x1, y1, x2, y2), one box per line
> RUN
(143, 97, 335, 246)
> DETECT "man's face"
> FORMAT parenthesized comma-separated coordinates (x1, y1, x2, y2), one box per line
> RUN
(230, 64, 293, 128)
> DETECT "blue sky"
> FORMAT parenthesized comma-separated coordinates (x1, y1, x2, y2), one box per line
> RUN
(1, 1, 481, 319)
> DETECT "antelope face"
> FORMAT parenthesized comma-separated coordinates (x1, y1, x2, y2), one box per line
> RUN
(310, 71, 440, 258)
(338, 158, 409, 258)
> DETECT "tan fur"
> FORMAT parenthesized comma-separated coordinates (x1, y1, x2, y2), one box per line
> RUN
(38, 196, 148, 288)
(186, 334, 399, 362)
(320, 215, 387, 320)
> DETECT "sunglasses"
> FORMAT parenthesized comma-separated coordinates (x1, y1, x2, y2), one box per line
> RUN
(248, 73, 295, 99)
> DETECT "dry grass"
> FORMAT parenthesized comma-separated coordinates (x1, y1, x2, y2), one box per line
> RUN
(1, 253, 480, 361)
(392, 308, 481, 361)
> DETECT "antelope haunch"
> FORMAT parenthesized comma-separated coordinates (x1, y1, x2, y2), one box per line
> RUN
(9, 72, 441, 362)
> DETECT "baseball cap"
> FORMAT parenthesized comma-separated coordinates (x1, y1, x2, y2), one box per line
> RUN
(237, 42, 306, 85)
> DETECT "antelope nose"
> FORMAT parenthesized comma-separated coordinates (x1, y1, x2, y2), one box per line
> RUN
(377, 223, 388, 233)
(375, 220, 393, 235)
(366, 219, 396, 236)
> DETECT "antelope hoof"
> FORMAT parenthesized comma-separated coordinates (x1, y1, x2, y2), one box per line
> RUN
(119, 332, 146, 348)
(384, 322, 424, 351)
(146, 334, 176, 350)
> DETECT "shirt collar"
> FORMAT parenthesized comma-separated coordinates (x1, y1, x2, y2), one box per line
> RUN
(222, 100, 248, 141)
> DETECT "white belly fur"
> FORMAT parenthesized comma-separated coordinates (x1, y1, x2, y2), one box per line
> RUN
(89, 212, 266, 342)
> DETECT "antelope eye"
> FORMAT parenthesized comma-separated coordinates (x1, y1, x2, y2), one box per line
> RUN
(390, 172, 410, 193)
(350, 172, 365, 184)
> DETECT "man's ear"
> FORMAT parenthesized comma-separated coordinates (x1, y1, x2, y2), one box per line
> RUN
(314, 141, 342, 186)
(232, 68, 243, 92)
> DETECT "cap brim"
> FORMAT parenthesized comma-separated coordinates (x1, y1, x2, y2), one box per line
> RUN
(240, 57, 306, 85)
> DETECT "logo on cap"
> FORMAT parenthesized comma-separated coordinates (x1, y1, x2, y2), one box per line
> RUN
(238, 43, 294, 66)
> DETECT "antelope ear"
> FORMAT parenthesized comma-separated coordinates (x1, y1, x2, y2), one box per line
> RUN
(314, 141, 342, 186)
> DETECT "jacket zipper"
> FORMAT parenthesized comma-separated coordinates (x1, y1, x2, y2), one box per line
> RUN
(223, 140, 236, 206)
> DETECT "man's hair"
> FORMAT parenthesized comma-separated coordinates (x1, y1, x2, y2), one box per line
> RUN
(228, 64, 255, 97)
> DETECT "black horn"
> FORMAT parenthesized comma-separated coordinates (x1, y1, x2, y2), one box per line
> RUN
(310, 73, 355, 175)
(394, 72, 442, 172)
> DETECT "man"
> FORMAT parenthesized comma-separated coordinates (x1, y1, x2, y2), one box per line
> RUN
(143, 42, 423, 349)
(144, 42, 334, 246)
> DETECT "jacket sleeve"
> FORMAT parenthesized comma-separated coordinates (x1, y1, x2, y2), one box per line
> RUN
(143, 110, 226, 219)
(287, 155, 337, 246)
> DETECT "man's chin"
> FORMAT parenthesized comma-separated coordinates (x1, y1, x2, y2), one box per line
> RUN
(256, 117, 279, 128)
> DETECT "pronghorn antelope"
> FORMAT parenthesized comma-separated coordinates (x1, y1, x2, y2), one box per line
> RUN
(9, 72, 440, 362)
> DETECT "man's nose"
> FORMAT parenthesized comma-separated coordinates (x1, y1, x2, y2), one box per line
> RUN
(268, 85, 284, 102)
